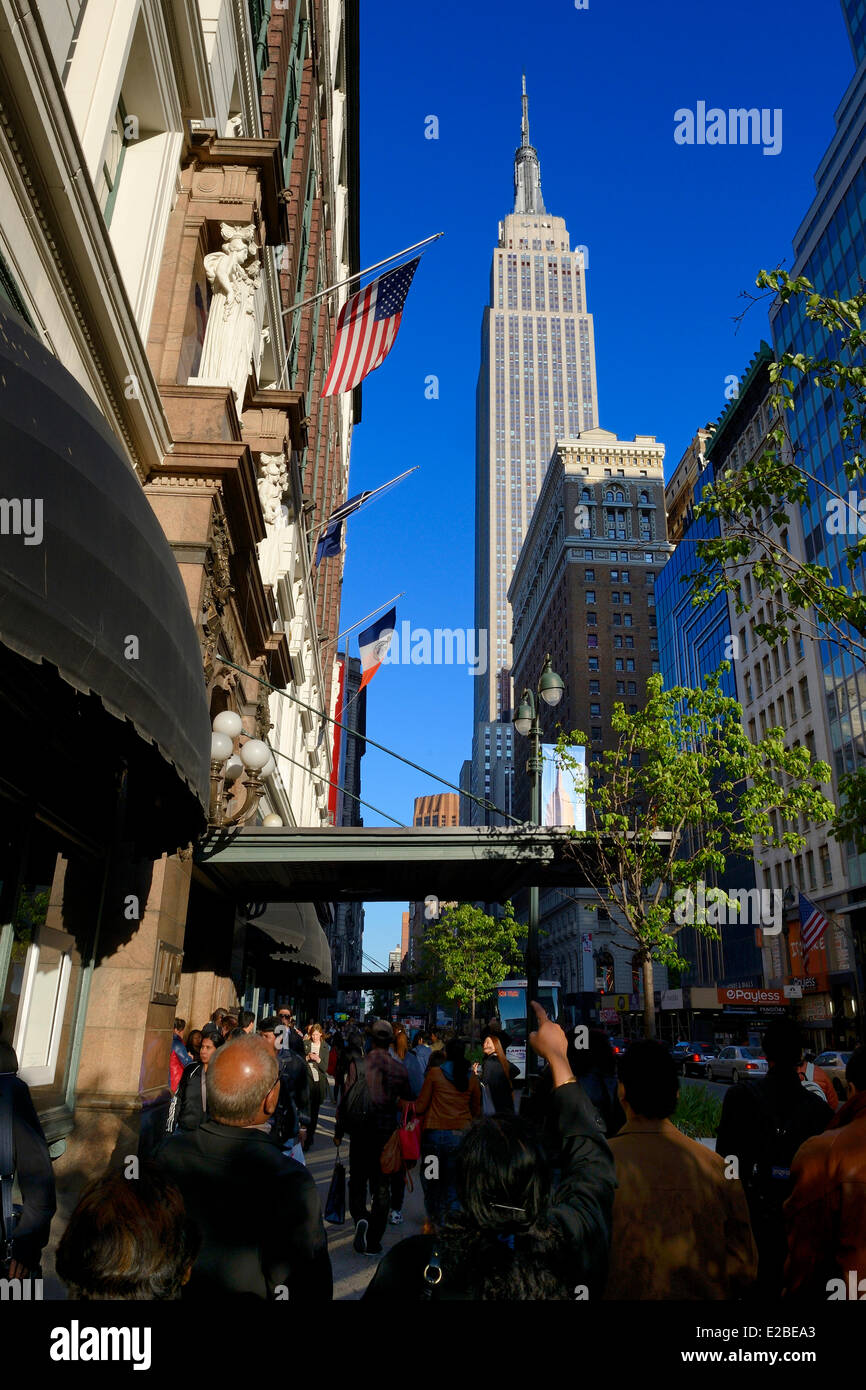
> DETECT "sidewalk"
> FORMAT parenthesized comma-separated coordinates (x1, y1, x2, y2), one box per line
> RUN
(306, 1101, 427, 1300)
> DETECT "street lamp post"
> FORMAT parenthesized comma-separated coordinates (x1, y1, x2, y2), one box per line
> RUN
(513, 653, 565, 1094)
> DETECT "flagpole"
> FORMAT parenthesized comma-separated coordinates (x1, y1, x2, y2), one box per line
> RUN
(304, 466, 419, 546)
(322, 593, 405, 651)
(279, 233, 443, 320)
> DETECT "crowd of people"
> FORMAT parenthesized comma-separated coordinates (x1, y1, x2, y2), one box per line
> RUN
(2, 1005, 864, 1301)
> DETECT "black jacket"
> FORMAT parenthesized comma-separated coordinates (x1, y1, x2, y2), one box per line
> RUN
(275, 1049, 311, 1144)
(156, 1118, 332, 1300)
(480, 1054, 519, 1116)
(0, 1074, 56, 1270)
(362, 1081, 615, 1300)
(165, 1061, 208, 1134)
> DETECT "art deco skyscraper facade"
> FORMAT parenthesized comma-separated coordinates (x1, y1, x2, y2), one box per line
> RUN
(474, 79, 599, 730)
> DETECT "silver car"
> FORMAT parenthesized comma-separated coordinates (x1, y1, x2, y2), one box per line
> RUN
(707, 1045, 768, 1084)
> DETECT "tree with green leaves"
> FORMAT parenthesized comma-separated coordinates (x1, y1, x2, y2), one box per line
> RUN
(691, 269, 866, 850)
(420, 901, 524, 1043)
(555, 668, 836, 1038)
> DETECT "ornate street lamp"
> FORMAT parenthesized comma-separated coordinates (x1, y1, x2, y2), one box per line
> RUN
(512, 653, 565, 1092)
(209, 710, 280, 827)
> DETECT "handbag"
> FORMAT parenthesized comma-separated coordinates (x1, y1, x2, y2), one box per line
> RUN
(324, 1152, 347, 1224)
(398, 1102, 421, 1162)
(380, 1127, 403, 1175)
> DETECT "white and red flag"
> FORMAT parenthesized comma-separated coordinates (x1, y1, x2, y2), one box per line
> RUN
(321, 258, 420, 396)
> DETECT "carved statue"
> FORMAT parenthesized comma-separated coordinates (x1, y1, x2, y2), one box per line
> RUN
(199, 222, 261, 411)
(257, 452, 289, 526)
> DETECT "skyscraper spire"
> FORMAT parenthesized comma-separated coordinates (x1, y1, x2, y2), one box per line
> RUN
(513, 74, 545, 214)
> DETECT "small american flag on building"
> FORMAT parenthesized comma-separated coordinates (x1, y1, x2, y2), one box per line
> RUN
(799, 893, 829, 954)
(321, 257, 420, 396)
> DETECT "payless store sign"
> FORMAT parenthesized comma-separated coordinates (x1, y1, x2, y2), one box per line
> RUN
(717, 987, 787, 1007)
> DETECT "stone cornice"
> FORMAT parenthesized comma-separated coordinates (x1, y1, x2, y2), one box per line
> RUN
(186, 132, 289, 243)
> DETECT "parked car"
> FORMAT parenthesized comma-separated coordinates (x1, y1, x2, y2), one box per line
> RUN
(707, 1045, 767, 1084)
(813, 1050, 853, 1091)
(679, 1042, 716, 1077)
(671, 1042, 692, 1070)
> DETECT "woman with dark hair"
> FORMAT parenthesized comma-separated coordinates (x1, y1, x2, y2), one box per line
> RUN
(414, 1037, 482, 1225)
(474, 1030, 519, 1116)
(304, 1021, 330, 1150)
(56, 1165, 199, 1299)
(363, 1005, 615, 1300)
(185, 1029, 203, 1062)
(165, 1035, 216, 1134)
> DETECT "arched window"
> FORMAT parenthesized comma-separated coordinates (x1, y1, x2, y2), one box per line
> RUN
(581, 487, 591, 502)
(615, 489, 625, 503)
(604, 489, 614, 503)
(638, 491, 649, 505)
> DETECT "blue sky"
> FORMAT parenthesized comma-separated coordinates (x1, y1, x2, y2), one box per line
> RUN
(338, 0, 854, 968)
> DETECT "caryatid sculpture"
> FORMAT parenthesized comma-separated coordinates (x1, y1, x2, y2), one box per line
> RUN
(199, 222, 261, 411)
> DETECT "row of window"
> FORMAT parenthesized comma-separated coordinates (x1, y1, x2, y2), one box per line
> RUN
(762, 843, 833, 893)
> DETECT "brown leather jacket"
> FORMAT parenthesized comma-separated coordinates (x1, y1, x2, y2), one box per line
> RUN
(603, 1118, 757, 1300)
(414, 1063, 481, 1131)
(783, 1088, 866, 1297)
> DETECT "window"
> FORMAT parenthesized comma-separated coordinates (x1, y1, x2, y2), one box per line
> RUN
(621, 570, 630, 583)
(588, 656, 599, 671)
(630, 752, 640, 768)
(615, 658, 624, 671)
(628, 704, 638, 714)
(584, 569, 595, 581)
(626, 659, 635, 672)
(806, 850, 816, 889)
(622, 592, 632, 605)
(787, 688, 796, 721)
(820, 845, 832, 884)
(589, 680, 600, 694)
(96, 96, 129, 226)
(616, 680, 625, 694)
(587, 634, 598, 648)
(625, 636, 634, 649)
(585, 590, 596, 604)
(613, 614, 621, 626)
(611, 570, 619, 582)
(591, 726, 602, 740)
(614, 636, 622, 649)
(587, 611, 597, 625)
(627, 681, 637, 694)
(612, 592, 620, 604)
(799, 677, 811, 713)
(590, 703, 601, 717)
(624, 614, 633, 627)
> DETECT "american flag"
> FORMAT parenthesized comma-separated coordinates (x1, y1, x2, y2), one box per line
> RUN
(321, 257, 420, 396)
(799, 893, 829, 954)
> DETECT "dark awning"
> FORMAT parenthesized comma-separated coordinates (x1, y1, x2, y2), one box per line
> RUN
(243, 902, 332, 985)
(0, 303, 210, 822)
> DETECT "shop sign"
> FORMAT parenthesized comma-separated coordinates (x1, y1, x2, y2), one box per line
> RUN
(661, 988, 684, 1010)
(717, 986, 786, 1007)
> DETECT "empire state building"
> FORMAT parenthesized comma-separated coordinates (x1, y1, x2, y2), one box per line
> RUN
(474, 78, 599, 734)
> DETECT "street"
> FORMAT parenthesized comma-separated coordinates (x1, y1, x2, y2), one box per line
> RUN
(680, 1074, 728, 1103)
(306, 1100, 427, 1300)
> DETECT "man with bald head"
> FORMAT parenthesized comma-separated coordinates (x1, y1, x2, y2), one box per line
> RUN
(157, 1034, 332, 1299)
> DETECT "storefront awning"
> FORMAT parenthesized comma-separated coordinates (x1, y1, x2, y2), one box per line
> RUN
(0, 304, 210, 821)
(243, 902, 332, 985)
